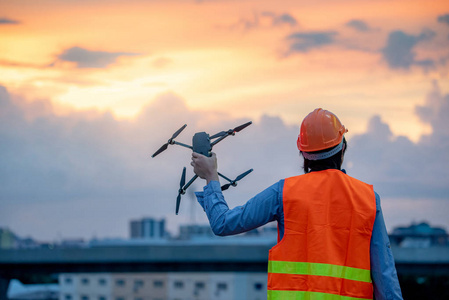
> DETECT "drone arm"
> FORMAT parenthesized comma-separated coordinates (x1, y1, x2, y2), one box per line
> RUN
(217, 172, 233, 183)
(182, 174, 198, 191)
(210, 133, 231, 147)
(173, 141, 193, 150)
(210, 121, 252, 148)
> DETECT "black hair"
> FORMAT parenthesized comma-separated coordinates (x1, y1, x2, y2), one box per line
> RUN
(301, 138, 347, 174)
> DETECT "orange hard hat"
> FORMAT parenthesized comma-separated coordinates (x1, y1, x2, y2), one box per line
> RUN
(297, 108, 348, 153)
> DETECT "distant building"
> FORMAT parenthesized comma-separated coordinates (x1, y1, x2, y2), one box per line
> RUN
(130, 218, 166, 240)
(60, 238, 86, 248)
(178, 224, 214, 240)
(17, 237, 40, 249)
(390, 222, 448, 248)
(59, 272, 267, 300)
(130, 221, 142, 239)
(0, 228, 40, 249)
(0, 227, 16, 249)
(8, 279, 58, 300)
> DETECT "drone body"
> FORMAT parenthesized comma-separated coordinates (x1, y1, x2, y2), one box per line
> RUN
(192, 132, 212, 157)
(151, 122, 253, 215)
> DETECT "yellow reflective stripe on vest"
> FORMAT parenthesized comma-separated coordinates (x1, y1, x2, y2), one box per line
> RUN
(268, 261, 372, 283)
(267, 290, 371, 300)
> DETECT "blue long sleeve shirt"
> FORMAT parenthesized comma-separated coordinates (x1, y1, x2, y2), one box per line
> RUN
(195, 178, 403, 300)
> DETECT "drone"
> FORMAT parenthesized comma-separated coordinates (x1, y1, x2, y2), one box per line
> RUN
(151, 121, 253, 215)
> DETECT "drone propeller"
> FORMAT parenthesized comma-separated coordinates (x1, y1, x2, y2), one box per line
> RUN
(221, 168, 253, 191)
(176, 167, 187, 215)
(235, 168, 253, 181)
(210, 121, 252, 139)
(172, 124, 188, 140)
(151, 124, 187, 158)
(152, 143, 168, 158)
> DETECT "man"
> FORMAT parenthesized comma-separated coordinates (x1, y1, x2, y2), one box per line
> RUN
(191, 108, 403, 300)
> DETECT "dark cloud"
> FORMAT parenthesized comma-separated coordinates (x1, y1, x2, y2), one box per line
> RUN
(437, 14, 449, 26)
(0, 18, 20, 25)
(345, 19, 371, 32)
(227, 13, 259, 30)
(57, 47, 140, 68)
(381, 29, 436, 69)
(286, 31, 337, 53)
(261, 12, 298, 27)
(273, 13, 297, 26)
(224, 11, 297, 31)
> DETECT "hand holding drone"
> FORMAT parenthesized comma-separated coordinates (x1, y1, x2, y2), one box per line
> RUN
(190, 152, 218, 182)
(151, 121, 253, 215)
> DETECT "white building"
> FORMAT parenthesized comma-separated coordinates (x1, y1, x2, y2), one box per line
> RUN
(59, 272, 267, 300)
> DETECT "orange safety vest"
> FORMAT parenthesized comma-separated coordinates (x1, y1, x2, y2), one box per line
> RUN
(267, 169, 376, 300)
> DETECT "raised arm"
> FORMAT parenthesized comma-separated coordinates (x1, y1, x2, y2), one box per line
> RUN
(191, 152, 283, 236)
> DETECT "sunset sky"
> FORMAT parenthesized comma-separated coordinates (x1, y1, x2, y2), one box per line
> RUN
(1, 0, 448, 241)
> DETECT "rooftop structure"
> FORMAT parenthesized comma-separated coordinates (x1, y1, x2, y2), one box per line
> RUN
(390, 222, 448, 248)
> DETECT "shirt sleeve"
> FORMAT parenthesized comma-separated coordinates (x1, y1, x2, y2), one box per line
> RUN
(370, 192, 404, 300)
(195, 180, 284, 236)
